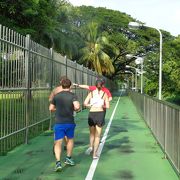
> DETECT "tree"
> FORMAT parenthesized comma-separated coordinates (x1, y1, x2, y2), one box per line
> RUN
(80, 22, 114, 75)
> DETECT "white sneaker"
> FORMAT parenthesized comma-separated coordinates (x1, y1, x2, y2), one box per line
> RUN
(93, 155, 99, 160)
(85, 147, 93, 155)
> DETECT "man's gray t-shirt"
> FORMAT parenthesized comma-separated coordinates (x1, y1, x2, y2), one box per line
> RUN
(51, 91, 78, 124)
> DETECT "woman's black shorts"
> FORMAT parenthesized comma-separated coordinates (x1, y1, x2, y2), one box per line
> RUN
(88, 111, 105, 127)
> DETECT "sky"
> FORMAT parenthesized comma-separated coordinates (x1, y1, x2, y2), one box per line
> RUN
(68, 0, 180, 36)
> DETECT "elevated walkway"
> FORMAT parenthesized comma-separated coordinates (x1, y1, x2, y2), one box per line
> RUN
(0, 95, 178, 180)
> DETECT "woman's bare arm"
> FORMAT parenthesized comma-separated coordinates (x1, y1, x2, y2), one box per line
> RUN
(84, 92, 92, 108)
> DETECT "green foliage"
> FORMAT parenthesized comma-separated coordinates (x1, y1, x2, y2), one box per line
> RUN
(80, 22, 114, 75)
(0, 2, 180, 103)
(165, 95, 180, 106)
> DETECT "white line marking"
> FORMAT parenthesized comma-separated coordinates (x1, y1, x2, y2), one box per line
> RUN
(85, 94, 122, 180)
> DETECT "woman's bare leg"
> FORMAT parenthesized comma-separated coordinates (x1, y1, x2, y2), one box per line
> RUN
(89, 126, 95, 148)
(93, 125, 102, 158)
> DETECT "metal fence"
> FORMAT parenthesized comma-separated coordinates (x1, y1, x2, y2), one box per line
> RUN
(129, 91, 180, 177)
(0, 24, 115, 155)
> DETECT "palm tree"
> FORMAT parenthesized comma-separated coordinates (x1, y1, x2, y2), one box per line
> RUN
(80, 22, 114, 75)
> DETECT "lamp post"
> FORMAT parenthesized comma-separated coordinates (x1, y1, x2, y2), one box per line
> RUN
(126, 65, 138, 91)
(125, 70, 134, 90)
(126, 54, 144, 93)
(124, 78, 129, 89)
(128, 22, 162, 100)
(140, 62, 143, 94)
(134, 56, 144, 94)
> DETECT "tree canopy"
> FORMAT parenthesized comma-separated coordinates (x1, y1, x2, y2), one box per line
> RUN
(0, 0, 179, 104)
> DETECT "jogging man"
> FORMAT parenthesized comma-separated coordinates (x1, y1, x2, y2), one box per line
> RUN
(49, 78, 80, 172)
(49, 75, 69, 151)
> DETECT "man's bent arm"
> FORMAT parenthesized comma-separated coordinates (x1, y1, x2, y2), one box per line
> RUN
(49, 104, 56, 112)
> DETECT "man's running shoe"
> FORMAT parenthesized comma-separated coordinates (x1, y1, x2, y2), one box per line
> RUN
(64, 157, 75, 166)
(85, 147, 93, 155)
(54, 161, 62, 172)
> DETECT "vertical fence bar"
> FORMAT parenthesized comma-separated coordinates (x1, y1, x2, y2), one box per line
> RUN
(81, 65, 84, 106)
(74, 61, 77, 94)
(25, 34, 31, 144)
(49, 48, 53, 130)
(65, 55, 67, 77)
(49, 48, 53, 92)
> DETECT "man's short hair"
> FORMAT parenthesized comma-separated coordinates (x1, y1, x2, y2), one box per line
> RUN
(61, 78, 71, 89)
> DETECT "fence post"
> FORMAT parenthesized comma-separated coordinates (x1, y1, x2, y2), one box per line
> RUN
(81, 65, 84, 106)
(49, 48, 53, 91)
(25, 34, 31, 144)
(49, 48, 53, 130)
(164, 106, 168, 158)
(74, 61, 77, 94)
(65, 55, 67, 77)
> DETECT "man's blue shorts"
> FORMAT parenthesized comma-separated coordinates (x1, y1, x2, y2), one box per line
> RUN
(53, 124, 76, 141)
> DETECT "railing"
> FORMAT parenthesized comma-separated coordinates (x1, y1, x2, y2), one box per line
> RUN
(129, 91, 180, 177)
(0, 24, 115, 155)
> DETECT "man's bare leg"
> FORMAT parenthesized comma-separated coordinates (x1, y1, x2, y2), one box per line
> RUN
(54, 139, 63, 161)
(64, 136, 68, 150)
(65, 138, 75, 165)
(66, 138, 74, 157)
(54, 139, 63, 171)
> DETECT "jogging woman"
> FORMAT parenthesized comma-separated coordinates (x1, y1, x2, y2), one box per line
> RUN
(84, 79, 109, 159)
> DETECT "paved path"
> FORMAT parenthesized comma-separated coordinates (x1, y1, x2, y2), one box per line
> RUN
(0, 95, 178, 180)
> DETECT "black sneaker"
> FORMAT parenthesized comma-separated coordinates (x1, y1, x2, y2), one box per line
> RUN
(64, 157, 75, 166)
(54, 161, 62, 172)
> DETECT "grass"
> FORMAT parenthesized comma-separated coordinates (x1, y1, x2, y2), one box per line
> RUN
(0, 90, 51, 155)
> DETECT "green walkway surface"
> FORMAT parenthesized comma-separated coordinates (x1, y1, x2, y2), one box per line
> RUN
(0, 95, 178, 180)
